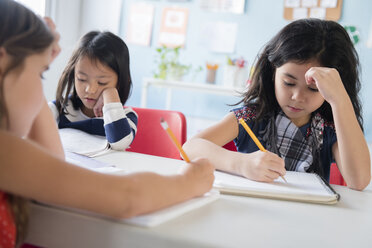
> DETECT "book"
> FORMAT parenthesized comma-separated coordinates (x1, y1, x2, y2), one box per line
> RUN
(213, 170, 340, 204)
(62, 150, 219, 227)
(59, 128, 111, 157)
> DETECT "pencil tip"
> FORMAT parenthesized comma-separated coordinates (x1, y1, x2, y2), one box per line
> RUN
(160, 117, 164, 123)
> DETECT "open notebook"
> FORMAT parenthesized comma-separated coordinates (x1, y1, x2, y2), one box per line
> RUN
(214, 171, 340, 204)
(59, 128, 110, 157)
(63, 151, 219, 227)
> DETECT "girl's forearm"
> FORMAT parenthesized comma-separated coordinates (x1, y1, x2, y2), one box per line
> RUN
(331, 98, 371, 190)
(0, 131, 207, 219)
(183, 138, 239, 174)
(27, 100, 64, 159)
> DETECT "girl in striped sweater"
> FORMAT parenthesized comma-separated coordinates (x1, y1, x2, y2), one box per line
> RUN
(49, 31, 137, 150)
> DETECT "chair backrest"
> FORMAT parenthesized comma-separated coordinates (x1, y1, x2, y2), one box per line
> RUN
(329, 163, 346, 186)
(126, 107, 187, 160)
(223, 141, 346, 186)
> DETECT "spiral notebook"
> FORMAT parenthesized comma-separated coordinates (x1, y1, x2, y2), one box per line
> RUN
(213, 171, 340, 204)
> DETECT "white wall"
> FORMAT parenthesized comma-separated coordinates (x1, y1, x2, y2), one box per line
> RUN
(43, 0, 82, 101)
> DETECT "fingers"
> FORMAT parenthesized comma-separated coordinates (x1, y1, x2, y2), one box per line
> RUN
(93, 107, 103, 117)
(185, 158, 215, 195)
(43, 17, 61, 61)
(240, 151, 286, 182)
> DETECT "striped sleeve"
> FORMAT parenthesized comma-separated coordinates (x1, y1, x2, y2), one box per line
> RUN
(102, 103, 138, 151)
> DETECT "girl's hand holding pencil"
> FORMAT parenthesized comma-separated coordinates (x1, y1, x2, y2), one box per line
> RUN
(160, 118, 215, 196)
(238, 118, 287, 183)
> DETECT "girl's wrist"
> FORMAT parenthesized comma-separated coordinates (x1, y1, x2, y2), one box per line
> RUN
(230, 151, 245, 176)
(103, 88, 120, 104)
(328, 92, 352, 112)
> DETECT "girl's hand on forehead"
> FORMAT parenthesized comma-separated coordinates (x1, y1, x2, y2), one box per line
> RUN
(305, 67, 348, 105)
(44, 17, 61, 62)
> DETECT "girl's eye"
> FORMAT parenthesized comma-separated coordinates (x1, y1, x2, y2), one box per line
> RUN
(98, 82, 108, 86)
(284, 81, 295, 86)
(308, 87, 319, 92)
(77, 78, 87, 82)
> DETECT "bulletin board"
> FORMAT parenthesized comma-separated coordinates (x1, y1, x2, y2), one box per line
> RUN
(283, 0, 342, 21)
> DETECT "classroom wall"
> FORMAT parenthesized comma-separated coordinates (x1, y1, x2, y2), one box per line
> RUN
(120, 0, 372, 141)
(44, 0, 372, 142)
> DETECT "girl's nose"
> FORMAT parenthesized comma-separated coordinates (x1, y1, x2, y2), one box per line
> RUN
(291, 89, 305, 102)
(86, 83, 97, 94)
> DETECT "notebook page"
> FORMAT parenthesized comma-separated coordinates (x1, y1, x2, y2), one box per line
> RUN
(62, 151, 220, 227)
(122, 189, 220, 227)
(214, 171, 333, 197)
(65, 151, 125, 174)
(59, 128, 110, 157)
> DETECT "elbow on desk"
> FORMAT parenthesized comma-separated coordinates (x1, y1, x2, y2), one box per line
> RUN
(346, 173, 371, 191)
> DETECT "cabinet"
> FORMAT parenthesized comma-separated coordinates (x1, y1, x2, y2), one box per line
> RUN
(141, 77, 245, 110)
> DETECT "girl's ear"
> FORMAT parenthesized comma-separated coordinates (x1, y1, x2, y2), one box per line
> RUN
(0, 47, 10, 76)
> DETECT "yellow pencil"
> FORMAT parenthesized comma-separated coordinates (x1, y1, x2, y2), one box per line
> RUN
(238, 118, 287, 183)
(160, 118, 190, 163)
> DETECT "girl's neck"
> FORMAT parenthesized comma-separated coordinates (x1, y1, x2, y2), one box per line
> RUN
(290, 115, 311, 127)
(81, 105, 95, 118)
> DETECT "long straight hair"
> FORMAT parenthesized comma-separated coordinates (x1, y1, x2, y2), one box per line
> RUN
(0, 0, 54, 245)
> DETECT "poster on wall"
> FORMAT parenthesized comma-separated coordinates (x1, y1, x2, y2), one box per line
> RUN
(125, 3, 155, 46)
(158, 7, 189, 48)
(199, 0, 245, 14)
(368, 18, 372, 48)
(198, 21, 238, 53)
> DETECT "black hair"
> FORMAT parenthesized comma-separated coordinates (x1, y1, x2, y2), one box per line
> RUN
(56, 31, 132, 113)
(240, 18, 362, 128)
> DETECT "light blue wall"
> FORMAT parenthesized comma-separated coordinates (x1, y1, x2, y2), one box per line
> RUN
(121, 0, 372, 141)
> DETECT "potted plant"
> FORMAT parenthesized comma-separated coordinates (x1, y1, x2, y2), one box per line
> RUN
(153, 46, 192, 81)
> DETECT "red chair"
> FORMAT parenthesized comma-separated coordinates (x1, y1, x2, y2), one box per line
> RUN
(223, 141, 346, 186)
(126, 107, 187, 160)
(330, 163, 346, 186)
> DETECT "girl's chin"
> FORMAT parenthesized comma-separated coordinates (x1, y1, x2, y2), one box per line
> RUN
(81, 105, 95, 117)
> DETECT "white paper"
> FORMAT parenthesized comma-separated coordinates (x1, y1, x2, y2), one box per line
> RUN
(58, 150, 220, 227)
(123, 189, 219, 227)
(320, 0, 338, 8)
(214, 171, 334, 197)
(293, 7, 308, 19)
(59, 128, 110, 157)
(368, 18, 372, 48)
(158, 7, 189, 47)
(285, 0, 301, 8)
(199, 21, 237, 53)
(301, 0, 318, 7)
(199, 0, 245, 14)
(309, 7, 326, 19)
(126, 3, 155, 46)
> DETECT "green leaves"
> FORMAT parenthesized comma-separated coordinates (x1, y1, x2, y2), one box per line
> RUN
(153, 46, 191, 80)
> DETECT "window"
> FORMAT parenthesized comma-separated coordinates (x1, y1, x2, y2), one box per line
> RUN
(15, 0, 46, 16)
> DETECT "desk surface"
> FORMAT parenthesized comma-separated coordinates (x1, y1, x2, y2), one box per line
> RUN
(25, 151, 372, 248)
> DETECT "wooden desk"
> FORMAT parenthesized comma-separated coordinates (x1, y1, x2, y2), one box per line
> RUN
(25, 151, 372, 248)
(141, 77, 245, 110)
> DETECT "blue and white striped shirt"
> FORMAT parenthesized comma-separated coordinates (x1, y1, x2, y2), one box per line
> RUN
(49, 100, 137, 151)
